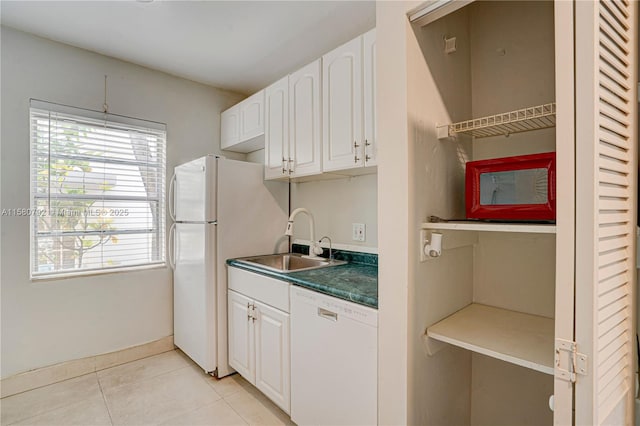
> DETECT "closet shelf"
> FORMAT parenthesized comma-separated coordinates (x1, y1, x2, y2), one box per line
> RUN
(421, 221, 556, 234)
(427, 303, 554, 375)
(440, 102, 556, 139)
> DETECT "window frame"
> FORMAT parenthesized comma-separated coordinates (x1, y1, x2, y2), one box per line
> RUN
(29, 100, 168, 279)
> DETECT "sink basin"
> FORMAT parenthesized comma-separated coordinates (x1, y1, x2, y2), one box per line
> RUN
(234, 253, 346, 273)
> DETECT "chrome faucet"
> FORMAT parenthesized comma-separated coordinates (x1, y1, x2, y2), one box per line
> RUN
(285, 208, 323, 258)
(318, 236, 333, 261)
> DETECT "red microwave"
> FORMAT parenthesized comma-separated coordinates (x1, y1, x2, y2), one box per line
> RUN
(465, 152, 556, 221)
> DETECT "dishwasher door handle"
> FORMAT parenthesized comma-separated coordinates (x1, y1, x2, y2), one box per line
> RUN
(318, 307, 338, 321)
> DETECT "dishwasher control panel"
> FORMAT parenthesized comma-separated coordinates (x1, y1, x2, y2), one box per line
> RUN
(291, 286, 377, 327)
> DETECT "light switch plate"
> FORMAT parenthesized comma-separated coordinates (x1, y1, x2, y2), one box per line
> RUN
(352, 223, 366, 242)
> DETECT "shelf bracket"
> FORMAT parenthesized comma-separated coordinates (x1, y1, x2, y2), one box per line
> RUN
(436, 124, 453, 140)
(422, 332, 448, 356)
(554, 338, 587, 383)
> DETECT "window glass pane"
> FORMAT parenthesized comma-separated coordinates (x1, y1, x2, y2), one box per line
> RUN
(479, 168, 549, 205)
(30, 104, 166, 277)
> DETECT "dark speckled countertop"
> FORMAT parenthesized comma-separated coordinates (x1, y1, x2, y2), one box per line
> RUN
(226, 244, 378, 309)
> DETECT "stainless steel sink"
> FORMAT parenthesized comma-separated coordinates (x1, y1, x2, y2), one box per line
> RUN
(234, 253, 346, 273)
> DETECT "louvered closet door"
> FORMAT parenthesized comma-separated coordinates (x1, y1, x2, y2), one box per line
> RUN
(574, 1, 638, 425)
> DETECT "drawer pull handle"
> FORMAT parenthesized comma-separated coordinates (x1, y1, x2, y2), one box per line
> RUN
(318, 308, 338, 321)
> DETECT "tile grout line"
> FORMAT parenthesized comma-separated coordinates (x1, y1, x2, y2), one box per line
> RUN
(203, 374, 256, 426)
(94, 348, 175, 375)
(96, 372, 115, 426)
(1, 340, 174, 399)
(97, 353, 192, 394)
(219, 379, 292, 426)
(193, 370, 253, 424)
(2, 373, 104, 426)
(221, 394, 251, 426)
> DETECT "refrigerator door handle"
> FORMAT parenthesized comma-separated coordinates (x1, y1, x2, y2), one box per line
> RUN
(168, 223, 177, 270)
(168, 173, 177, 222)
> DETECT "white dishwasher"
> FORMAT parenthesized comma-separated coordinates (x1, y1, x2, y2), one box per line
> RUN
(290, 286, 377, 426)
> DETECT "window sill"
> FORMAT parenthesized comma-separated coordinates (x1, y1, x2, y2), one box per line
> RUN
(30, 262, 168, 282)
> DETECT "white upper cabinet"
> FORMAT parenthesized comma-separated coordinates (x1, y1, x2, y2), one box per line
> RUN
(220, 105, 240, 150)
(266, 60, 323, 180)
(221, 90, 265, 153)
(322, 29, 377, 172)
(363, 28, 377, 167)
(239, 90, 265, 142)
(288, 59, 322, 178)
(264, 76, 290, 180)
(221, 29, 376, 178)
(322, 37, 363, 171)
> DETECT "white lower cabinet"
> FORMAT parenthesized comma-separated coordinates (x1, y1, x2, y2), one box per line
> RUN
(228, 266, 378, 423)
(227, 290, 254, 381)
(227, 267, 290, 414)
(254, 301, 290, 411)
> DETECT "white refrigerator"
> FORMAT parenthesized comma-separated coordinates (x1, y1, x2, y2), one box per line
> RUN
(169, 155, 288, 377)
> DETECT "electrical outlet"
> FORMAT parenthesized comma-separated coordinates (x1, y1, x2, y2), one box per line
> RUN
(352, 223, 366, 242)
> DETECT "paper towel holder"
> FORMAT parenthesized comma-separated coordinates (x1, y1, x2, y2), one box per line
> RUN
(420, 230, 443, 261)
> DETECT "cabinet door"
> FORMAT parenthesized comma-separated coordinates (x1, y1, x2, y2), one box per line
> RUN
(363, 28, 377, 167)
(254, 301, 291, 414)
(322, 36, 363, 172)
(228, 290, 255, 383)
(220, 105, 240, 150)
(239, 90, 265, 142)
(289, 59, 322, 177)
(264, 77, 290, 180)
(574, 1, 637, 425)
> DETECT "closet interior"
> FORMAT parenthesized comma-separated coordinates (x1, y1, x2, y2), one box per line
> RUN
(413, 2, 559, 424)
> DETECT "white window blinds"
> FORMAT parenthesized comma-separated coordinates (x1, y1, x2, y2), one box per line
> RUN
(30, 100, 167, 278)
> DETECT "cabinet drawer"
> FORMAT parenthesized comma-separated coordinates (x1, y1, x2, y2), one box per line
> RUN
(228, 266, 289, 313)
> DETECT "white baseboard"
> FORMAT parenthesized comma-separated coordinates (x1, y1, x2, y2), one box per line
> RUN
(0, 336, 174, 398)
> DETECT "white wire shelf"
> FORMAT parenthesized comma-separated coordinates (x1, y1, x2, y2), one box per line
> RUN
(439, 103, 556, 139)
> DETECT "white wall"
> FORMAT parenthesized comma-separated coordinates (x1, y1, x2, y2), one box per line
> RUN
(0, 27, 245, 378)
(244, 149, 378, 250)
(409, 5, 474, 425)
(376, 2, 417, 424)
(470, 1, 556, 161)
(290, 175, 377, 248)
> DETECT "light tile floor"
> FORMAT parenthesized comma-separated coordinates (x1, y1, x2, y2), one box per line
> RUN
(1, 350, 295, 426)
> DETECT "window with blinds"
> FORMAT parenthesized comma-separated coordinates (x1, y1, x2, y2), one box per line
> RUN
(30, 100, 167, 278)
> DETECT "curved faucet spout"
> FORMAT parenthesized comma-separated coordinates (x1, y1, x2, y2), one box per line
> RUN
(319, 236, 332, 261)
(285, 208, 323, 257)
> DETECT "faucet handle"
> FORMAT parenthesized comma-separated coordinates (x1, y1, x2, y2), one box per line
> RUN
(311, 243, 324, 256)
(285, 221, 294, 236)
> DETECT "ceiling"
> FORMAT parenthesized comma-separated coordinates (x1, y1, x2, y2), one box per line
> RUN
(0, 1, 375, 95)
